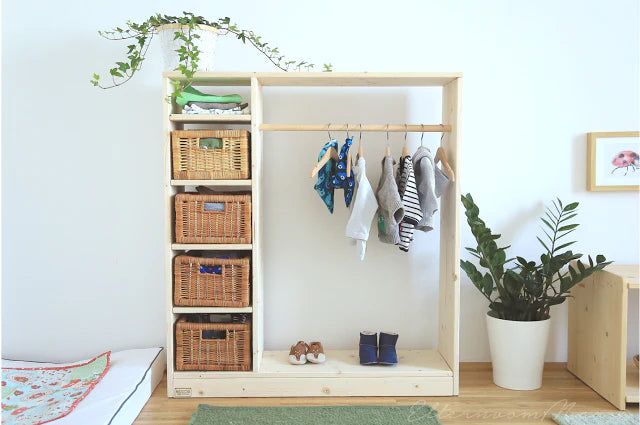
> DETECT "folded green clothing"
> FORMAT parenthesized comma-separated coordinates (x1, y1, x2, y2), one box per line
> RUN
(187, 101, 241, 110)
(176, 86, 243, 107)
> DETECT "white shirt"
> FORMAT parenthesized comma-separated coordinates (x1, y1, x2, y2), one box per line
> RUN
(345, 157, 379, 260)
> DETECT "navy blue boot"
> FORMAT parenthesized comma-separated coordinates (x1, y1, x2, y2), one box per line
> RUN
(378, 332, 398, 365)
(359, 331, 378, 365)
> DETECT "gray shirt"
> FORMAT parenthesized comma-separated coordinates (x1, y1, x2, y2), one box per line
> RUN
(413, 146, 450, 232)
(376, 155, 404, 244)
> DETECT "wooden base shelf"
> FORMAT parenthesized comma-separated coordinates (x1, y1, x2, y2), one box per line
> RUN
(170, 349, 454, 397)
(259, 349, 452, 377)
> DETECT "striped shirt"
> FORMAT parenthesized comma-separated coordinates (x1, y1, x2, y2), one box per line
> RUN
(396, 155, 423, 252)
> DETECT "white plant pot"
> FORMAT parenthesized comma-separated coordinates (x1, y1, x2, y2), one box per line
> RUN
(158, 24, 218, 71)
(486, 312, 551, 390)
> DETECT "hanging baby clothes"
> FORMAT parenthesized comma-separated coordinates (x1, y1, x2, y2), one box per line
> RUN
(396, 154, 423, 252)
(330, 138, 355, 207)
(314, 139, 339, 213)
(434, 165, 450, 198)
(376, 155, 404, 244)
(345, 157, 378, 260)
(412, 146, 450, 232)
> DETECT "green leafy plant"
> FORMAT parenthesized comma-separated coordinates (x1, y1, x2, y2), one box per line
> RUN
(460, 194, 611, 321)
(91, 12, 333, 94)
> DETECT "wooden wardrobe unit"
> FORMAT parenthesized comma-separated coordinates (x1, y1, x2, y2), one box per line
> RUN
(163, 72, 462, 397)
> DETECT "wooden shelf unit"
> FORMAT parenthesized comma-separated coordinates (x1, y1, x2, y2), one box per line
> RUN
(163, 72, 461, 398)
(568, 264, 640, 409)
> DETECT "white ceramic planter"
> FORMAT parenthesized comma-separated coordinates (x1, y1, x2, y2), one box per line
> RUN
(158, 24, 218, 71)
(486, 312, 551, 390)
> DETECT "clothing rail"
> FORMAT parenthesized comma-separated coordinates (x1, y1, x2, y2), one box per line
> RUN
(259, 124, 451, 133)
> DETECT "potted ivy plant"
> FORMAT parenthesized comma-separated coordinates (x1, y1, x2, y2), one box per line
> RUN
(90, 12, 332, 94)
(460, 194, 610, 390)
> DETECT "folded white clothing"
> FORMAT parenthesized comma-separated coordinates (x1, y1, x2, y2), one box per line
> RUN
(182, 104, 249, 115)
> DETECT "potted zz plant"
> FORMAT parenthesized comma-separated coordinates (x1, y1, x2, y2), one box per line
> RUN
(460, 194, 611, 390)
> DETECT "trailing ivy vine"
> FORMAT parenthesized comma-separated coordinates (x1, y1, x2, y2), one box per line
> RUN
(91, 12, 333, 94)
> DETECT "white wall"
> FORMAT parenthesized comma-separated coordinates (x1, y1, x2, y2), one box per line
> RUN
(2, 0, 639, 362)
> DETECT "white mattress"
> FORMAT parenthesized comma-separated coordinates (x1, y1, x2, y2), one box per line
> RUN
(2, 347, 166, 425)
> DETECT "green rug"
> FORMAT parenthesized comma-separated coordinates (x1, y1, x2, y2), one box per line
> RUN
(552, 411, 639, 425)
(189, 404, 441, 424)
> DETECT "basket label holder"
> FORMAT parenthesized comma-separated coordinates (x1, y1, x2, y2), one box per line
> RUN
(204, 202, 225, 212)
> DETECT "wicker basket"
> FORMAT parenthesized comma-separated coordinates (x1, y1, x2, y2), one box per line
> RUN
(172, 130, 250, 180)
(174, 256, 250, 307)
(175, 314, 251, 371)
(175, 193, 252, 244)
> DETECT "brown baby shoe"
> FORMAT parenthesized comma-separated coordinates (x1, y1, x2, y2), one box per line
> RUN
(288, 341, 308, 365)
(306, 341, 326, 364)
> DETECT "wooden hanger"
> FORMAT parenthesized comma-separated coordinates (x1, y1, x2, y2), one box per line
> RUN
(401, 124, 410, 157)
(310, 145, 338, 178)
(385, 124, 392, 157)
(311, 125, 339, 178)
(357, 124, 364, 159)
(435, 146, 455, 182)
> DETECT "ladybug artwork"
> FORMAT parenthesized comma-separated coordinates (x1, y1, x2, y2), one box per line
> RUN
(611, 150, 639, 175)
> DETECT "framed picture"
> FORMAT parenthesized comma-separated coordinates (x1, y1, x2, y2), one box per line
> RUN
(587, 131, 640, 191)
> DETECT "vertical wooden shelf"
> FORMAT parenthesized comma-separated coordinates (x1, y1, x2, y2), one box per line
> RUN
(164, 72, 461, 398)
(250, 76, 264, 371)
(162, 76, 177, 396)
(163, 74, 255, 397)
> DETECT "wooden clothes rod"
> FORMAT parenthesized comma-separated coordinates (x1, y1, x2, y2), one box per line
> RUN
(259, 124, 451, 132)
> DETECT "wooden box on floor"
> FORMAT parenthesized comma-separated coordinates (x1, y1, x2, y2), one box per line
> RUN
(164, 72, 462, 397)
(567, 265, 639, 410)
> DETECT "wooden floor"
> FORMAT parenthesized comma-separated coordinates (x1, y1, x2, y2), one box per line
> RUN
(134, 363, 639, 424)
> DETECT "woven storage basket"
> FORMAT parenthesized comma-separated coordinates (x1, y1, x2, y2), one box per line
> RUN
(175, 193, 252, 244)
(172, 130, 250, 180)
(174, 256, 250, 307)
(175, 315, 251, 371)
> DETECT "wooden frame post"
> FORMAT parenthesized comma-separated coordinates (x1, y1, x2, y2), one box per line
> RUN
(251, 76, 264, 371)
(438, 77, 461, 395)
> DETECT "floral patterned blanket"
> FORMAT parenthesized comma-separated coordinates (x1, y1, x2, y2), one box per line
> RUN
(2, 352, 110, 425)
